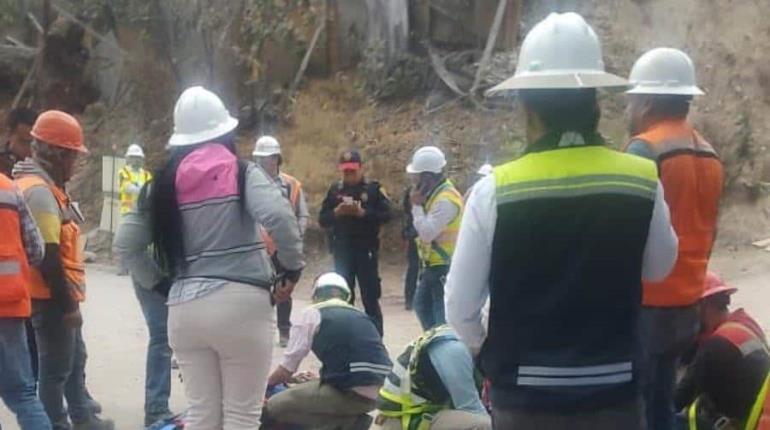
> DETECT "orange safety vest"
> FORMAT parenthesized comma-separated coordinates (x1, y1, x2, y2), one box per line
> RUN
(15, 175, 85, 302)
(0, 174, 33, 318)
(630, 120, 724, 306)
(261, 172, 303, 257)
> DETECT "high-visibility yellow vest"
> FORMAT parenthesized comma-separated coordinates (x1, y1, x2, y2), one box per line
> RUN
(119, 166, 152, 215)
(689, 375, 770, 430)
(377, 325, 458, 430)
(418, 180, 463, 267)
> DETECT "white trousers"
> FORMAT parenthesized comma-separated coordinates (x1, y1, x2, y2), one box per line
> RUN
(169, 283, 274, 430)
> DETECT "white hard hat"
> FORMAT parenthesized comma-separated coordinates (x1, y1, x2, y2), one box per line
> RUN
(627, 48, 704, 96)
(252, 135, 281, 157)
(125, 143, 145, 158)
(477, 163, 493, 176)
(168, 86, 239, 147)
(312, 272, 351, 302)
(487, 12, 628, 94)
(406, 146, 447, 174)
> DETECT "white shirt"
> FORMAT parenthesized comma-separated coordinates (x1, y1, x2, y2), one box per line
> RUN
(412, 199, 460, 243)
(444, 174, 679, 353)
(279, 306, 381, 400)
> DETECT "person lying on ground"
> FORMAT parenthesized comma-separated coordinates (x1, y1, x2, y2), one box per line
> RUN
(377, 325, 491, 430)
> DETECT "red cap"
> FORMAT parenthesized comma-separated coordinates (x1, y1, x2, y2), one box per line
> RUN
(702, 271, 737, 300)
(338, 162, 361, 171)
(338, 150, 362, 171)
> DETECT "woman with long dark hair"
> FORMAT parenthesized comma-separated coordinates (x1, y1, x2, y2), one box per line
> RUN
(126, 86, 304, 429)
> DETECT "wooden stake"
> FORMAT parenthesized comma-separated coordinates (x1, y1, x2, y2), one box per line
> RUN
(289, 18, 326, 97)
(470, 0, 507, 96)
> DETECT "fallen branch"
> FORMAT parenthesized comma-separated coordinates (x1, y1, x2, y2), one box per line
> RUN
(0, 45, 36, 60)
(288, 17, 326, 97)
(470, 0, 507, 96)
(5, 36, 30, 48)
(27, 12, 44, 34)
(426, 44, 467, 97)
(425, 97, 460, 115)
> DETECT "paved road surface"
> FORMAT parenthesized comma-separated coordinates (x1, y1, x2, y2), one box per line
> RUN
(1, 248, 768, 429)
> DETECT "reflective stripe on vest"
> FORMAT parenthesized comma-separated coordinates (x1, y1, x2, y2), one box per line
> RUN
(16, 175, 85, 301)
(280, 173, 302, 210)
(418, 180, 463, 267)
(715, 322, 770, 358)
(119, 167, 152, 214)
(631, 120, 723, 306)
(0, 176, 32, 317)
(516, 362, 633, 387)
(492, 140, 657, 393)
(378, 325, 455, 429)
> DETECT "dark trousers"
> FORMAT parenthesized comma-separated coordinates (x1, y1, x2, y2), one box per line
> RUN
(31, 300, 93, 429)
(404, 239, 419, 309)
(276, 299, 292, 336)
(639, 306, 699, 430)
(26, 319, 38, 381)
(333, 245, 384, 335)
(492, 399, 644, 430)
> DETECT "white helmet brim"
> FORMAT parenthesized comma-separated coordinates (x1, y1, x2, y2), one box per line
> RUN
(486, 71, 629, 96)
(168, 116, 238, 147)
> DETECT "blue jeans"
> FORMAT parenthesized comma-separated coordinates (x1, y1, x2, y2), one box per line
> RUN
(639, 305, 699, 430)
(134, 286, 173, 421)
(0, 318, 52, 430)
(414, 265, 449, 330)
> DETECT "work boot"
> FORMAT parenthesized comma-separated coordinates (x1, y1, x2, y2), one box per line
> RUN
(279, 330, 290, 348)
(72, 416, 115, 430)
(87, 398, 102, 415)
(145, 410, 175, 428)
(349, 414, 373, 430)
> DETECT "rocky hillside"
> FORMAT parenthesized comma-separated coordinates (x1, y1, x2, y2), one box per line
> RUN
(2, 0, 769, 256)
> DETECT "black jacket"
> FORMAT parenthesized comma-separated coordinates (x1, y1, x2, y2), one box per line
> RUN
(401, 186, 417, 240)
(319, 179, 392, 250)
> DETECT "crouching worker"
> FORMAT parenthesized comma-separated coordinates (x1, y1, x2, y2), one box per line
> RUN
(377, 325, 491, 430)
(264, 272, 392, 430)
(676, 272, 770, 429)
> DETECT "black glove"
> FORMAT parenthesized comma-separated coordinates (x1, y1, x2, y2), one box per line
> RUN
(284, 269, 302, 284)
(152, 277, 173, 298)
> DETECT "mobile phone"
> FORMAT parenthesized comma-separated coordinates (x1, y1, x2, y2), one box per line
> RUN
(342, 196, 354, 204)
(418, 176, 433, 197)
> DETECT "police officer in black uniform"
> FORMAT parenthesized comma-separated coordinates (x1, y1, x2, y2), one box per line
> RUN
(319, 150, 392, 335)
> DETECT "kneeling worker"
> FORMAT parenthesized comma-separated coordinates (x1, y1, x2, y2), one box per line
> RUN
(377, 325, 491, 430)
(264, 272, 392, 430)
(676, 272, 770, 429)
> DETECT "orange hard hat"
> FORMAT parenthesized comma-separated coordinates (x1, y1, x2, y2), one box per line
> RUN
(31, 110, 87, 154)
(702, 271, 737, 300)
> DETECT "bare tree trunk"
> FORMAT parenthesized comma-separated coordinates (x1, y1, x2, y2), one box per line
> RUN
(326, 0, 340, 73)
